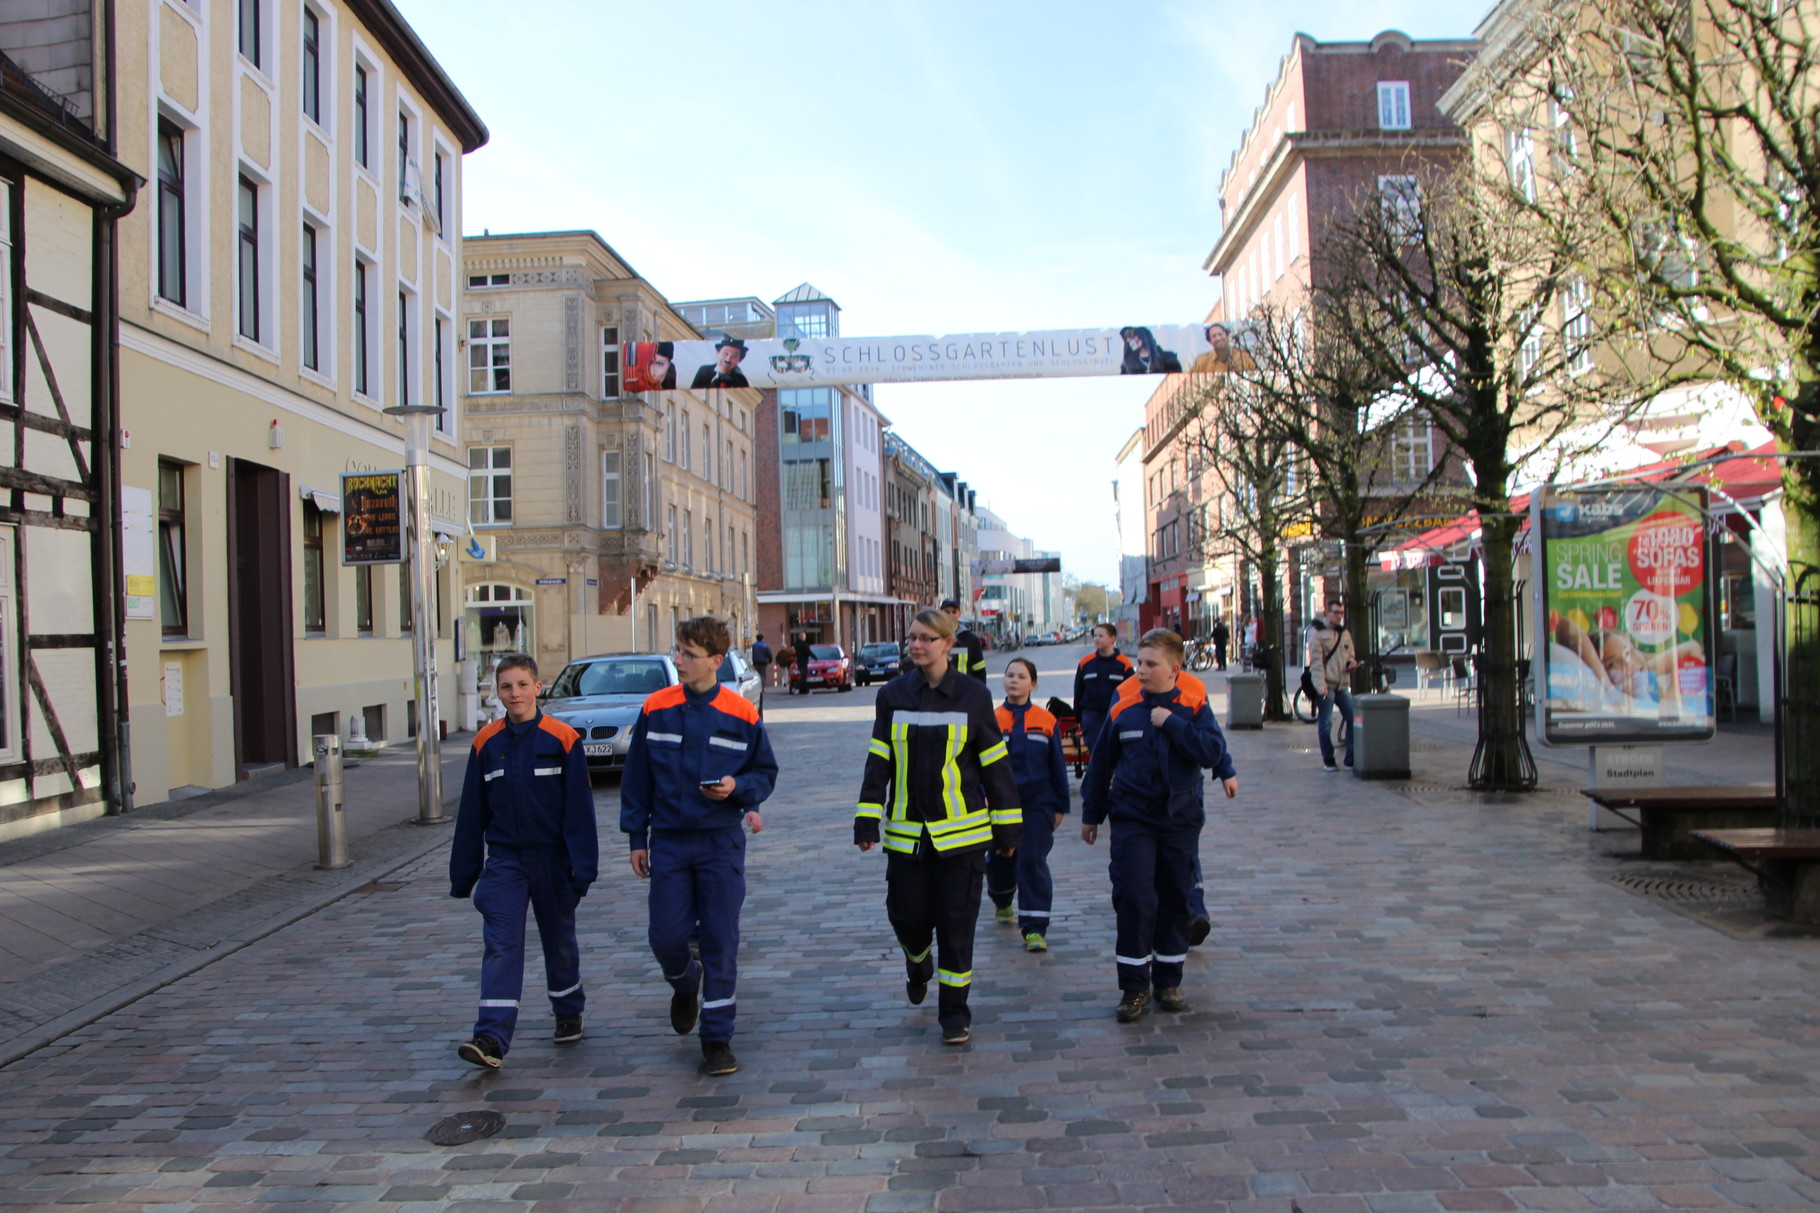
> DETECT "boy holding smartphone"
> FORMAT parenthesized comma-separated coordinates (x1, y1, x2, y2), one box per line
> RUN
(622, 617, 778, 1076)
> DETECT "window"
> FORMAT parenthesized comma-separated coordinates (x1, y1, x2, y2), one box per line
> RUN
(667, 503, 678, 561)
(1377, 81, 1410, 129)
(301, 223, 319, 370)
(1378, 175, 1421, 241)
(301, 9, 321, 123)
(1287, 193, 1300, 261)
(355, 565, 373, 635)
(397, 110, 410, 192)
(739, 450, 747, 500)
(1506, 128, 1536, 202)
(644, 453, 654, 529)
(468, 446, 512, 525)
(725, 439, 733, 491)
(664, 403, 677, 461)
(684, 509, 693, 567)
(1392, 418, 1433, 482)
(466, 272, 510, 288)
(728, 525, 736, 575)
(353, 259, 370, 395)
(1518, 305, 1542, 378)
(680, 409, 691, 471)
(158, 461, 188, 636)
(1562, 277, 1592, 374)
(601, 326, 620, 398)
(397, 292, 412, 405)
(467, 318, 510, 392)
(302, 502, 325, 634)
(353, 64, 369, 168)
(704, 516, 714, 573)
(1272, 213, 1285, 280)
(156, 120, 186, 307)
(778, 302, 830, 339)
(433, 151, 446, 231)
(0, 182, 10, 402)
(238, 0, 262, 67)
(1551, 88, 1578, 165)
(602, 452, 622, 528)
(434, 317, 447, 419)
(702, 423, 711, 482)
(236, 176, 260, 341)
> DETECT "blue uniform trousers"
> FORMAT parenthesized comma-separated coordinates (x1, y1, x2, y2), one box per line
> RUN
(1078, 711, 1107, 772)
(1190, 854, 1208, 922)
(1317, 687, 1355, 767)
(648, 827, 746, 1044)
(1108, 818, 1198, 991)
(986, 805, 1057, 936)
(471, 849, 584, 1052)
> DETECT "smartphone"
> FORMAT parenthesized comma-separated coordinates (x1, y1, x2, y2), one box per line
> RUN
(699, 779, 722, 788)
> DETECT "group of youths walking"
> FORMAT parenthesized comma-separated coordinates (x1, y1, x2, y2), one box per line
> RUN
(447, 607, 1238, 1075)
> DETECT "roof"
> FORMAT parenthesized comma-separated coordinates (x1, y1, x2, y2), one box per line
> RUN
(773, 282, 838, 306)
(347, 0, 488, 152)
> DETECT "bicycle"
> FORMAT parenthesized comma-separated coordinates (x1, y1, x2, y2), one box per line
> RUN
(1186, 637, 1217, 672)
(1292, 639, 1406, 729)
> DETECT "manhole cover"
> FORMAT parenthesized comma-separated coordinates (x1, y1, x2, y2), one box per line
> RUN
(426, 1110, 504, 1146)
(1607, 872, 1753, 903)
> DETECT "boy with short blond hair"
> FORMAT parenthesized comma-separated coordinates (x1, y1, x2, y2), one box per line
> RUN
(450, 653, 598, 1069)
(1081, 628, 1238, 1024)
(623, 616, 778, 1076)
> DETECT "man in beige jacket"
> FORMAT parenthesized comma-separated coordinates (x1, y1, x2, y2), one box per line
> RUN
(1309, 601, 1359, 772)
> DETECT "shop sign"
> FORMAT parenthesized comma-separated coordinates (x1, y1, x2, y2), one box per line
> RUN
(535, 577, 567, 586)
(1534, 485, 1712, 744)
(341, 472, 403, 565)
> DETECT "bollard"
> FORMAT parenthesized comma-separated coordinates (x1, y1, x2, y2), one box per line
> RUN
(313, 733, 350, 870)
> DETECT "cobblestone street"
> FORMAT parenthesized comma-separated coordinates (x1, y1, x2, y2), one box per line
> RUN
(2, 645, 1817, 1212)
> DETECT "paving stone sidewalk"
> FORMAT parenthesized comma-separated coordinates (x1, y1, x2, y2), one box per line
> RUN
(1, 653, 1817, 1212)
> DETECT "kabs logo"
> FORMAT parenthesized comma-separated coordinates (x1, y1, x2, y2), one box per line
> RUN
(1553, 503, 1579, 523)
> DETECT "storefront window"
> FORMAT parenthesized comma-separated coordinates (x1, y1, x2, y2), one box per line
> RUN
(465, 583, 534, 692)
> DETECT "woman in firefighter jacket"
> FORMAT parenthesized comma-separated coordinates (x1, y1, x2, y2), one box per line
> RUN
(855, 606, 1022, 1045)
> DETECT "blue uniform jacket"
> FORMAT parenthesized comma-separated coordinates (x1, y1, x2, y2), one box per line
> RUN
(450, 712, 599, 898)
(995, 701, 1072, 819)
(1081, 670, 1236, 827)
(1073, 648, 1135, 716)
(620, 682, 778, 852)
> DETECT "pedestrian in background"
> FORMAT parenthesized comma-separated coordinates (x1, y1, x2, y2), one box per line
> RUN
(792, 632, 814, 695)
(941, 599, 988, 682)
(1081, 629, 1237, 1024)
(449, 653, 598, 1070)
(1073, 623, 1135, 758)
(1310, 601, 1358, 772)
(622, 616, 778, 1077)
(749, 632, 773, 701)
(987, 657, 1071, 952)
(855, 607, 1021, 1045)
(1210, 616, 1230, 672)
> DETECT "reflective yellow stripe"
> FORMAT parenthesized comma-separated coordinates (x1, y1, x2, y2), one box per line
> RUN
(988, 808, 1022, 825)
(937, 969, 972, 987)
(891, 720, 911, 818)
(868, 738, 890, 759)
(903, 943, 932, 963)
(883, 835, 919, 854)
(927, 810, 989, 836)
(855, 803, 883, 819)
(979, 740, 1008, 766)
(942, 724, 966, 816)
(930, 826, 992, 851)
(884, 821, 925, 838)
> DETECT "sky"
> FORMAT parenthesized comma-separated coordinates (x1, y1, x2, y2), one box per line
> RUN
(396, 0, 1494, 587)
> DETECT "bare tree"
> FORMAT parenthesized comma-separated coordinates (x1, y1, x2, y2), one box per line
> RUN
(1316, 164, 1648, 789)
(1175, 374, 1313, 720)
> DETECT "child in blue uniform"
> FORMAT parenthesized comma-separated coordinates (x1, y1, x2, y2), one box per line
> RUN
(986, 658, 1071, 951)
(450, 653, 599, 1069)
(1081, 629, 1238, 1024)
(622, 616, 778, 1077)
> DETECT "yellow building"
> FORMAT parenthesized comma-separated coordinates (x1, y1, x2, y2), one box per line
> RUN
(117, 0, 486, 800)
(458, 231, 760, 711)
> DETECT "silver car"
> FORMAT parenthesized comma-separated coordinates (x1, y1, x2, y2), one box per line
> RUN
(542, 649, 764, 771)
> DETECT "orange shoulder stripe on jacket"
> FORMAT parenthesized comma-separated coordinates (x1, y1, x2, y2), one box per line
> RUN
(712, 686, 761, 724)
(1026, 705, 1057, 733)
(994, 706, 1014, 733)
(1116, 653, 1134, 671)
(472, 717, 508, 751)
(1110, 677, 1145, 717)
(1077, 653, 1094, 668)
(1174, 669, 1209, 709)
(538, 714, 582, 751)
(643, 684, 688, 714)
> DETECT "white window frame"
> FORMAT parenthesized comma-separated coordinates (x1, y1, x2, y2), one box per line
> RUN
(396, 285, 419, 408)
(350, 43, 380, 180)
(300, 4, 329, 131)
(352, 254, 376, 401)
(0, 527, 19, 763)
(467, 316, 511, 394)
(433, 309, 454, 434)
(601, 326, 620, 399)
(1562, 277, 1593, 375)
(0, 180, 11, 403)
(667, 503, 678, 561)
(1392, 417, 1434, 482)
(602, 451, 622, 529)
(1518, 305, 1543, 380)
(664, 403, 677, 462)
(1506, 128, 1536, 202)
(468, 445, 513, 527)
(1377, 81, 1411, 130)
(233, 165, 277, 356)
(680, 408, 691, 472)
(1378, 174, 1421, 241)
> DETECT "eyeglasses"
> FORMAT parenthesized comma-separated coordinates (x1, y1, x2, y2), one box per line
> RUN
(671, 646, 713, 662)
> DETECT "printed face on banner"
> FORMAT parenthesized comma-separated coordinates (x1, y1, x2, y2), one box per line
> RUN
(616, 322, 1258, 392)
(1536, 486, 1712, 744)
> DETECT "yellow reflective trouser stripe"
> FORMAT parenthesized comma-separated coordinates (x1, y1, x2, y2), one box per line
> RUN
(855, 803, 883, 819)
(868, 738, 890, 760)
(903, 943, 931, 963)
(979, 740, 1008, 766)
(937, 969, 972, 987)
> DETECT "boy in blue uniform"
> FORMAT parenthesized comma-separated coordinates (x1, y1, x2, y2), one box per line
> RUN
(450, 653, 598, 1069)
(622, 616, 778, 1077)
(987, 657, 1071, 951)
(1074, 623, 1135, 759)
(1081, 629, 1239, 1023)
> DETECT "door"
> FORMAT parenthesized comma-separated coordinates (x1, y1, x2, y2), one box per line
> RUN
(226, 459, 297, 777)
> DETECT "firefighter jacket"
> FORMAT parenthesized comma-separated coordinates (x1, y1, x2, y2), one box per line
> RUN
(994, 700, 1072, 819)
(1073, 648, 1135, 716)
(951, 628, 988, 682)
(451, 712, 599, 898)
(1081, 669, 1236, 828)
(621, 682, 779, 852)
(854, 668, 1022, 855)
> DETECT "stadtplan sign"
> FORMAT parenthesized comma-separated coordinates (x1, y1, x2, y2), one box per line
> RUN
(619, 321, 1259, 392)
(1533, 485, 1713, 745)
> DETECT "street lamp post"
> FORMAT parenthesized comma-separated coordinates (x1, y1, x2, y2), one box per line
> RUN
(386, 403, 447, 826)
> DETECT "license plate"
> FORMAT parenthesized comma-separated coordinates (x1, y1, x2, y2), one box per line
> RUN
(583, 743, 614, 757)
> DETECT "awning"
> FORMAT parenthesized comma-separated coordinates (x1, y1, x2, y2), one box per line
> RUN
(432, 517, 468, 539)
(300, 486, 341, 512)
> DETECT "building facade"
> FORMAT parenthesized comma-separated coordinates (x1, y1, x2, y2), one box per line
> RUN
(457, 232, 761, 708)
(117, 0, 485, 802)
(883, 430, 939, 635)
(0, 10, 142, 839)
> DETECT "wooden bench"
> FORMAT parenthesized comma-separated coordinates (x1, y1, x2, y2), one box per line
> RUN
(1581, 785, 1779, 860)
(1689, 828, 1820, 924)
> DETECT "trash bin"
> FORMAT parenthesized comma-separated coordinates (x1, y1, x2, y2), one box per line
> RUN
(1352, 693, 1409, 779)
(1227, 673, 1263, 730)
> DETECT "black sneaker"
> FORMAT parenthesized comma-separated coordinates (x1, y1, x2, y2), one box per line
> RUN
(671, 984, 700, 1036)
(699, 1040, 738, 1076)
(1187, 915, 1213, 947)
(1323, 762, 1340, 773)
(1154, 987, 1190, 1014)
(458, 1035, 503, 1069)
(554, 1014, 583, 1044)
(941, 1024, 971, 1045)
(906, 979, 928, 1006)
(1116, 990, 1150, 1024)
